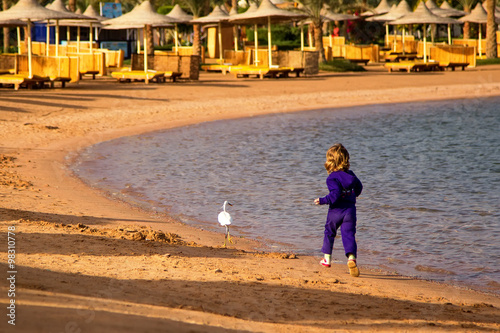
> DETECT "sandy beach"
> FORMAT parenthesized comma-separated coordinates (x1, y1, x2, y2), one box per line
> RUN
(1, 64, 500, 332)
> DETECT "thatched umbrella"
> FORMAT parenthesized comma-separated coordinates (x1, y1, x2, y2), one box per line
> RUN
(0, 19, 26, 27)
(191, 6, 230, 64)
(481, 2, 500, 19)
(389, 2, 460, 63)
(367, 0, 412, 48)
(433, 1, 466, 45)
(228, 0, 306, 67)
(65, 5, 107, 53)
(425, 0, 450, 17)
(320, 11, 360, 50)
(166, 4, 192, 55)
(0, 0, 83, 78)
(361, 0, 392, 17)
(47, 0, 96, 57)
(439, 1, 466, 17)
(459, 3, 500, 57)
(102, 1, 181, 74)
(367, 1, 411, 21)
(230, 2, 259, 63)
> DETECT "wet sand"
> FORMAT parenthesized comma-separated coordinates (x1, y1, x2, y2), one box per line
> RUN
(1, 65, 500, 332)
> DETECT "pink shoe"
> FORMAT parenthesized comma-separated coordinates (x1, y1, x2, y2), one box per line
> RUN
(320, 258, 331, 268)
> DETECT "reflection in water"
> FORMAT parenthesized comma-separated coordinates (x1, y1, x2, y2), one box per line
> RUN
(72, 97, 500, 294)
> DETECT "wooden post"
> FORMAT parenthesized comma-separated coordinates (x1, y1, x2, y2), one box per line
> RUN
(423, 23, 427, 63)
(143, 25, 148, 83)
(267, 16, 272, 67)
(254, 24, 258, 65)
(218, 21, 223, 63)
(27, 20, 33, 78)
(56, 20, 60, 57)
(46, 21, 50, 56)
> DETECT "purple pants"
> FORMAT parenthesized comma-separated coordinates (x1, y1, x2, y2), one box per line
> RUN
(321, 207, 357, 258)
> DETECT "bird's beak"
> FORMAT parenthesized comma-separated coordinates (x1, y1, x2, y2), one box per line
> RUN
(227, 202, 233, 206)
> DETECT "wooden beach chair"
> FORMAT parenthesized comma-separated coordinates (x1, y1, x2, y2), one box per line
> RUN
(48, 76, 72, 88)
(232, 66, 304, 79)
(163, 71, 183, 82)
(201, 64, 233, 75)
(0, 74, 50, 90)
(437, 62, 469, 71)
(385, 61, 440, 73)
(79, 70, 100, 80)
(111, 70, 166, 84)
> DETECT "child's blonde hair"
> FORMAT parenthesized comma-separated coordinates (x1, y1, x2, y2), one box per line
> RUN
(324, 143, 350, 174)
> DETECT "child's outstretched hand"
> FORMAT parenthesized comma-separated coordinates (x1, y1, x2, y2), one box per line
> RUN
(314, 198, 320, 205)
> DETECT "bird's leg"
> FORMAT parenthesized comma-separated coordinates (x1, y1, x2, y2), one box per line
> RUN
(227, 226, 234, 244)
(223, 225, 228, 248)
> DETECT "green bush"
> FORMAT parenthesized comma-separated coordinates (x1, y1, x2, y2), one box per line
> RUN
(477, 58, 500, 66)
(246, 24, 301, 49)
(319, 59, 366, 72)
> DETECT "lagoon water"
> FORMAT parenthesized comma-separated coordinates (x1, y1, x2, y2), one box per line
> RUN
(72, 97, 500, 293)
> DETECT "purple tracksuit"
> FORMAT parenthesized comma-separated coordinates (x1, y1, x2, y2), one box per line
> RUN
(318, 170, 362, 257)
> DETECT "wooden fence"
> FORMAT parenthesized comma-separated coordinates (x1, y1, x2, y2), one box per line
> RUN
(429, 45, 476, 67)
(452, 38, 500, 56)
(325, 44, 380, 63)
(16, 55, 80, 82)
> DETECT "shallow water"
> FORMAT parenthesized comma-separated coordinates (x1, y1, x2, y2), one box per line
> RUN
(72, 97, 500, 294)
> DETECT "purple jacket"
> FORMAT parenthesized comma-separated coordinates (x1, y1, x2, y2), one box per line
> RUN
(318, 170, 362, 209)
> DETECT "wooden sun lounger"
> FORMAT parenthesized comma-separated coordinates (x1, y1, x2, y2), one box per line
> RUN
(201, 64, 232, 75)
(438, 62, 469, 71)
(163, 71, 183, 82)
(79, 71, 100, 80)
(48, 77, 72, 88)
(0, 74, 50, 90)
(232, 66, 304, 79)
(385, 61, 440, 73)
(111, 70, 166, 84)
(385, 54, 419, 62)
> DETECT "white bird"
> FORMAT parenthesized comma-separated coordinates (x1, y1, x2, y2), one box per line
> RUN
(218, 201, 233, 247)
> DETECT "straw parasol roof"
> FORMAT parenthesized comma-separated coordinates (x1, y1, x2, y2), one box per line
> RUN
(367, 0, 412, 22)
(460, 3, 500, 24)
(439, 1, 466, 17)
(425, 0, 450, 17)
(230, 2, 258, 20)
(49, 0, 92, 20)
(388, 2, 460, 25)
(102, 0, 180, 28)
(322, 11, 361, 22)
(361, 0, 392, 17)
(82, 5, 107, 21)
(50, 5, 104, 27)
(190, 5, 230, 24)
(229, 6, 238, 16)
(0, 0, 83, 21)
(0, 19, 27, 27)
(482, 2, 500, 19)
(166, 4, 193, 23)
(228, 0, 306, 25)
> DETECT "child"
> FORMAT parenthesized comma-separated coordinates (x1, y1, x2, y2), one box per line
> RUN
(314, 143, 363, 277)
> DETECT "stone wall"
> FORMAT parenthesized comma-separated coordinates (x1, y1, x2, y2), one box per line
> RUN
(0, 54, 16, 72)
(131, 54, 200, 80)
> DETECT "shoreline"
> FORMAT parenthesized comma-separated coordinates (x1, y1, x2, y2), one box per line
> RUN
(67, 94, 500, 297)
(1, 68, 500, 331)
